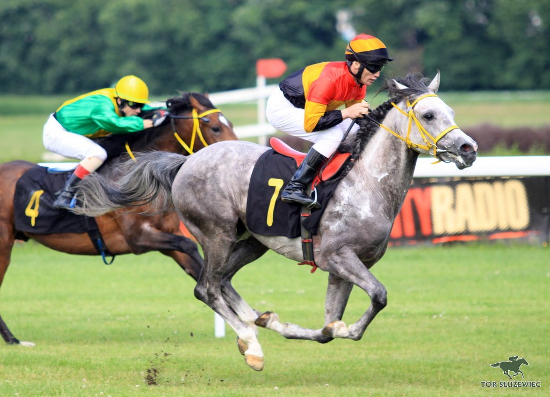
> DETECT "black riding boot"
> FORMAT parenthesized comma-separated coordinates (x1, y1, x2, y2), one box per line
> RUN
(281, 148, 328, 209)
(53, 173, 81, 209)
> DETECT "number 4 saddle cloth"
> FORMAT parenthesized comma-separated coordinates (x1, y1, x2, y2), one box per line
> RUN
(245, 137, 351, 238)
(14, 165, 95, 235)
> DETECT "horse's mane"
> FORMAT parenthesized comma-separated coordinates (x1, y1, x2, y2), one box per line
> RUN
(381, 73, 432, 103)
(166, 92, 214, 114)
(94, 92, 212, 163)
(337, 73, 432, 178)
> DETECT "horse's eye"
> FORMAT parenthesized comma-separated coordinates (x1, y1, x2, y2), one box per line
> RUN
(424, 112, 434, 121)
(212, 126, 222, 134)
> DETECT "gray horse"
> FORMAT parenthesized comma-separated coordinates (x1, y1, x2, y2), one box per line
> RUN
(74, 72, 477, 371)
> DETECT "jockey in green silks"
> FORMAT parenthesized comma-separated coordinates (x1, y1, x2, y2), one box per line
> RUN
(43, 75, 167, 209)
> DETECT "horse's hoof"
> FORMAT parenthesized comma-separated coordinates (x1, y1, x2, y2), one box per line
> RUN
(322, 320, 349, 338)
(245, 354, 264, 371)
(237, 338, 247, 356)
(254, 311, 278, 328)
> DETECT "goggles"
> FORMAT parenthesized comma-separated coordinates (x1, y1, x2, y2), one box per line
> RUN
(122, 100, 145, 109)
(363, 62, 385, 74)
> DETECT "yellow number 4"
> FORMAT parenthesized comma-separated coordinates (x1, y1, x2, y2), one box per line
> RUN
(267, 178, 284, 227)
(25, 190, 44, 227)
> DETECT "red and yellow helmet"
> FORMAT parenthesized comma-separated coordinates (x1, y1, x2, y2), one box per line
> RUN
(115, 75, 150, 104)
(345, 34, 393, 65)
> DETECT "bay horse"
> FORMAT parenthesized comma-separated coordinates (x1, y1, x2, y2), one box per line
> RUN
(0, 92, 238, 346)
(74, 73, 478, 370)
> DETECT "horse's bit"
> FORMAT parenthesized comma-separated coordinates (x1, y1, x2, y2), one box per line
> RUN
(170, 108, 221, 155)
(367, 93, 459, 159)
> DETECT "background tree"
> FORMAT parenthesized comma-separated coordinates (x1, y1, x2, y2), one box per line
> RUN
(0, 0, 548, 95)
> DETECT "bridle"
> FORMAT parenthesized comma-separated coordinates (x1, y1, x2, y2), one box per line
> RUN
(124, 107, 222, 161)
(170, 108, 222, 155)
(365, 93, 459, 160)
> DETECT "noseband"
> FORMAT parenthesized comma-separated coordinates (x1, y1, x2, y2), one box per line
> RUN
(368, 93, 459, 159)
(170, 108, 221, 155)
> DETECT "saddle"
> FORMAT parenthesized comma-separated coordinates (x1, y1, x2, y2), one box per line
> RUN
(14, 166, 114, 263)
(245, 137, 351, 239)
(269, 138, 351, 184)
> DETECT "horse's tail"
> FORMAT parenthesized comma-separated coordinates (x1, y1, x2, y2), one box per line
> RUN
(72, 151, 186, 217)
(490, 363, 500, 367)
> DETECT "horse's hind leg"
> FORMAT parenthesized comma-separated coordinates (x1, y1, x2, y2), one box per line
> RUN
(0, 224, 29, 345)
(219, 238, 269, 355)
(255, 272, 352, 343)
(0, 314, 19, 344)
(194, 237, 266, 371)
(221, 238, 268, 324)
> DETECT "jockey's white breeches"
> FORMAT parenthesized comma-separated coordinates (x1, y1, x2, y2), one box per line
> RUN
(43, 114, 107, 161)
(265, 88, 359, 158)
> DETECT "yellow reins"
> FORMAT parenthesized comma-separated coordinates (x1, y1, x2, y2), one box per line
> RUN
(173, 108, 221, 155)
(375, 94, 459, 158)
(125, 108, 222, 160)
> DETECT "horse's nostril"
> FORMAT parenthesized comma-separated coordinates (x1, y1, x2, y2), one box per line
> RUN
(461, 143, 476, 154)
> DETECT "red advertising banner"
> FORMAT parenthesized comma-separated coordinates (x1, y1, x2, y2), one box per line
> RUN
(389, 176, 550, 246)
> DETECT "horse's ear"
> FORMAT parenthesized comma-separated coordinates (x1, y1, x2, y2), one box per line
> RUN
(427, 70, 440, 93)
(189, 93, 206, 110)
(389, 79, 409, 91)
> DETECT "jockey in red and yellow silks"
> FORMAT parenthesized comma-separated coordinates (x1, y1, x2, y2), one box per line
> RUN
(43, 75, 166, 209)
(266, 33, 393, 209)
(280, 62, 366, 132)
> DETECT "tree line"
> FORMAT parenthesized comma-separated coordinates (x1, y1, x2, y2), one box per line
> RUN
(1, 0, 548, 96)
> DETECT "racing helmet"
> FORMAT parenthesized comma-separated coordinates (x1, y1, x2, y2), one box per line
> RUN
(345, 33, 393, 65)
(115, 75, 150, 104)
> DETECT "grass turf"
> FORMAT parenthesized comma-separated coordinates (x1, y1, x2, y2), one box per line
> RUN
(0, 242, 548, 396)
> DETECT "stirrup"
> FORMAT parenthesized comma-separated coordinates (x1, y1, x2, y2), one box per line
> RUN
(305, 187, 319, 209)
(53, 192, 76, 209)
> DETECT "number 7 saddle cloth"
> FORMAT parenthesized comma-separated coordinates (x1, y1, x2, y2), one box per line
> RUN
(14, 166, 93, 235)
(245, 138, 351, 238)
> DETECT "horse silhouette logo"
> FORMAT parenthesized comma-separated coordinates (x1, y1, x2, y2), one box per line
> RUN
(490, 356, 529, 379)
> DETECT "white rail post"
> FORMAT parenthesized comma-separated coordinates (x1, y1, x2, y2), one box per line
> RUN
(256, 74, 267, 146)
(255, 58, 287, 146)
(214, 313, 225, 338)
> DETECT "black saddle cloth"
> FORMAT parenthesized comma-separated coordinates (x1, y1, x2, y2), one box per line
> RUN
(14, 166, 95, 235)
(245, 150, 345, 238)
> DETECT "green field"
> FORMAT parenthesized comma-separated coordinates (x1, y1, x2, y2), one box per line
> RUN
(0, 91, 549, 163)
(0, 242, 548, 396)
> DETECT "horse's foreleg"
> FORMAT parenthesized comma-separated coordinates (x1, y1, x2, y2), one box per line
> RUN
(321, 250, 387, 341)
(324, 272, 354, 323)
(255, 271, 353, 343)
(160, 249, 202, 281)
(517, 370, 524, 379)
